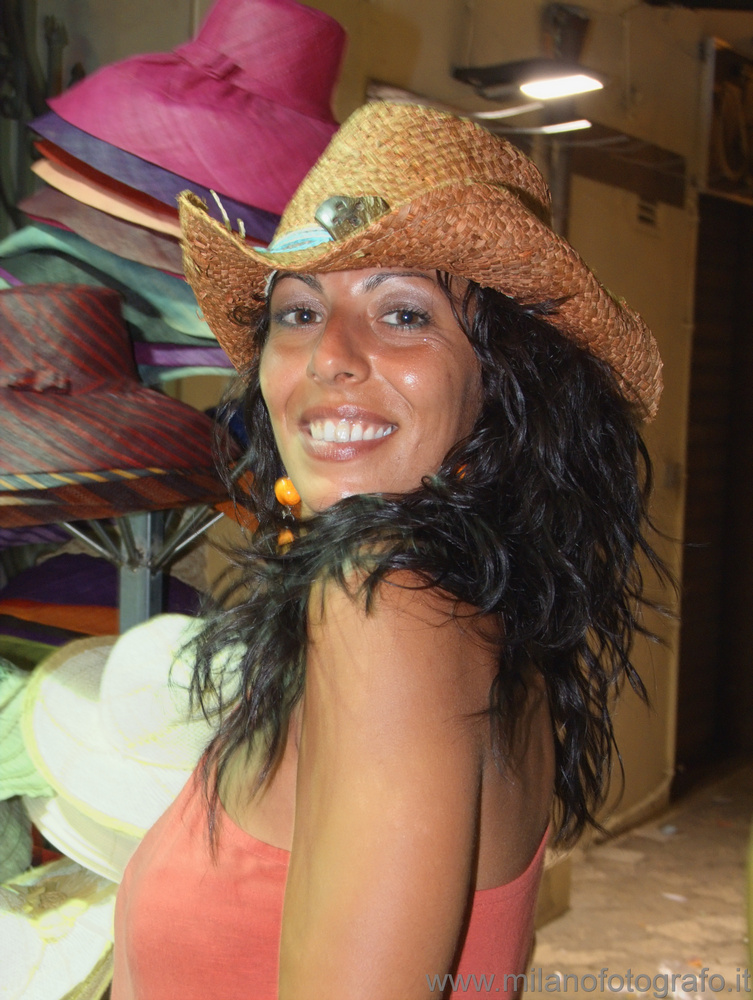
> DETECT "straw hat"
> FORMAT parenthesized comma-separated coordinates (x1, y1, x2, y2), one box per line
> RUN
(47, 0, 346, 216)
(21, 615, 228, 839)
(0, 284, 228, 528)
(30, 157, 182, 239)
(20, 186, 185, 276)
(0, 856, 116, 1000)
(30, 110, 279, 244)
(23, 795, 141, 884)
(179, 101, 663, 419)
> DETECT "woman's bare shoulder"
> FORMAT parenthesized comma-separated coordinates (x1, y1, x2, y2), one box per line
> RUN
(307, 570, 499, 714)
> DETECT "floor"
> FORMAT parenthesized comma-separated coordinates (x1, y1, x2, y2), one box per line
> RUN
(526, 759, 753, 998)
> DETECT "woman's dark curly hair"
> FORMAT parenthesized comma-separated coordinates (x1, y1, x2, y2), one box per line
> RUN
(192, 275, 669, 846)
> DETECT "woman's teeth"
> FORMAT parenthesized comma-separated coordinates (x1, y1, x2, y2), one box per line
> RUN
(309, 419, 396, 443)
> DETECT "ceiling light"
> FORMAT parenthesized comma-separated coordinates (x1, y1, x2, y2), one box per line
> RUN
(453, 58, 605, 102)
(491, 118, 593, 136)
(538, 118, 592, 133)
(521, 73, 603, 100)
(470, 102, 544, 120)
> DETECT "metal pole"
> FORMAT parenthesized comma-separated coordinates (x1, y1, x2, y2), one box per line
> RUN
(118, 510, 165, 633)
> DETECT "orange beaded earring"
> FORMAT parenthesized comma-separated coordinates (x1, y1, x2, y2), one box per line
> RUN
(274, 477, 301, 507)
(274, 476, 300, 548)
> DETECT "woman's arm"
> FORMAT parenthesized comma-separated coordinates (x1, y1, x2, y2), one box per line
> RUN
(279, 577, 497, 1000)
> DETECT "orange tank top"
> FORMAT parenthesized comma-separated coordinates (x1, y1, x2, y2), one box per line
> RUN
(112, 768, 547, 999)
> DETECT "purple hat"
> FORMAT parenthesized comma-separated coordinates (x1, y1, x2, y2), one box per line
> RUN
(29, 114, 279, 243)
(47, 0, 346, 216)
(0, 284, 230, 528)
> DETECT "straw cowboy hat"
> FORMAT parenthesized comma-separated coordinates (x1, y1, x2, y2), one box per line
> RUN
(0, 284, 229, 527)
(179, 101, 663, 419)
(47, 0, 346, 217)
(21, 615, 233, 841)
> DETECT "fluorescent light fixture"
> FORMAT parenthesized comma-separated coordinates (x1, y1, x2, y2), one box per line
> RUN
(454, 58, 605, 102)
(470, 102, 544, 120)
(520, 73, 603, 100)
(539, 118, 592, 133)
(492, 118, 592, 136)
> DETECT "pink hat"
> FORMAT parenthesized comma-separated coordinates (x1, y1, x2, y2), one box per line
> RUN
(48, 0, 346, 216)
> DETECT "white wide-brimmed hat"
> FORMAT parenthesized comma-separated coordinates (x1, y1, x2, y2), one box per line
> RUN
(21, 614, 228, 840)
(23, 794, 141, 884)
(0, 856, 116, 1000)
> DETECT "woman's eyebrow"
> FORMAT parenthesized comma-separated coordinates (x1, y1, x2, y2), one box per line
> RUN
(360, 271, 434, 292)
(275, 272, 324, 291)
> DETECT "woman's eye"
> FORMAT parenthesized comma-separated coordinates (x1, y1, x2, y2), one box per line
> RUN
(272, 306, 321, 327)
(382, 308, 429, 329)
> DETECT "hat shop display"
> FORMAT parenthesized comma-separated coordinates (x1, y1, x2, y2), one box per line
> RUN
(0, 9, 346, 994)
(0, 856, 118, 1000)
(45, 0, 345, 217)
(0, 654, 117, 999)
(0, 0, 347, 584)
(1, 0, 346, 384)
(0, 612, 238, 999)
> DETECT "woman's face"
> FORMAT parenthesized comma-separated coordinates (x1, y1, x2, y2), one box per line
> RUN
(259, 267, 482, 516)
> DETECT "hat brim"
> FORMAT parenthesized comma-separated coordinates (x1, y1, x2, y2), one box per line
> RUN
(24, 794, 141, 883)
(0, 377, 228, 526)
(0, 382, 217, 476)
(32, 157, 182, 238)
(0, 856, 116, 999)
(48, 58, 339, 217)
(179, 182, 662, 420)
(21, 638, 200, 838)
(19, 186, 185, 276)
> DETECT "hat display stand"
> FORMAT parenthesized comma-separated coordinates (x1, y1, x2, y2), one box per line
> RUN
(0, 282, 239, 632)
(0, 0, 346, 632)
(0, 2, 344, 995)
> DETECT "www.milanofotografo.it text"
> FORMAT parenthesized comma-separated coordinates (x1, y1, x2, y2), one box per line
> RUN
(426, 968, 752, 996)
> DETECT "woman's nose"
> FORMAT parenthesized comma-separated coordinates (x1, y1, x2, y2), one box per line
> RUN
(306, 311, 370, 383)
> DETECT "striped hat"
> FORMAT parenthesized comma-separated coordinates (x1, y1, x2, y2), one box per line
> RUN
(0, 284, 228, 527)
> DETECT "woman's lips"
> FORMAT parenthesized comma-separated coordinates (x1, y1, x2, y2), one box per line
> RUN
(298, 411, 398, 459)
(309, 418, 397, 443)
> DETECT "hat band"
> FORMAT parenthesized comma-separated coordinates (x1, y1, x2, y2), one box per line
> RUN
(259, 193, 393, 256)
(262, 225, 333, 254)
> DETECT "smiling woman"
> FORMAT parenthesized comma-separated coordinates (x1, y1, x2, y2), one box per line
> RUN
(111, 102, 669, 1000)
(261, 269, 482, 513)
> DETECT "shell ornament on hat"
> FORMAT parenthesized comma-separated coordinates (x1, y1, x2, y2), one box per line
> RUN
(180, 101, 663, 420)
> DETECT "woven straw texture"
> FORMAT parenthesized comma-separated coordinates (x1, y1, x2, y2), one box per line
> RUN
(180, 101, 662, 419)
(0, 284, 228, 526)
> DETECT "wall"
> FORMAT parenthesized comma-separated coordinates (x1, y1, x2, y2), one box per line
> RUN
(17, 0, 749, 830)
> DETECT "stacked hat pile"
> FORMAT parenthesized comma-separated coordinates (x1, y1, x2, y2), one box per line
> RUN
(0, 4, 346, 994)
(2, 614, 235, 999)
(1, 0, 346, 386)
(0, 0, 346, 528)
